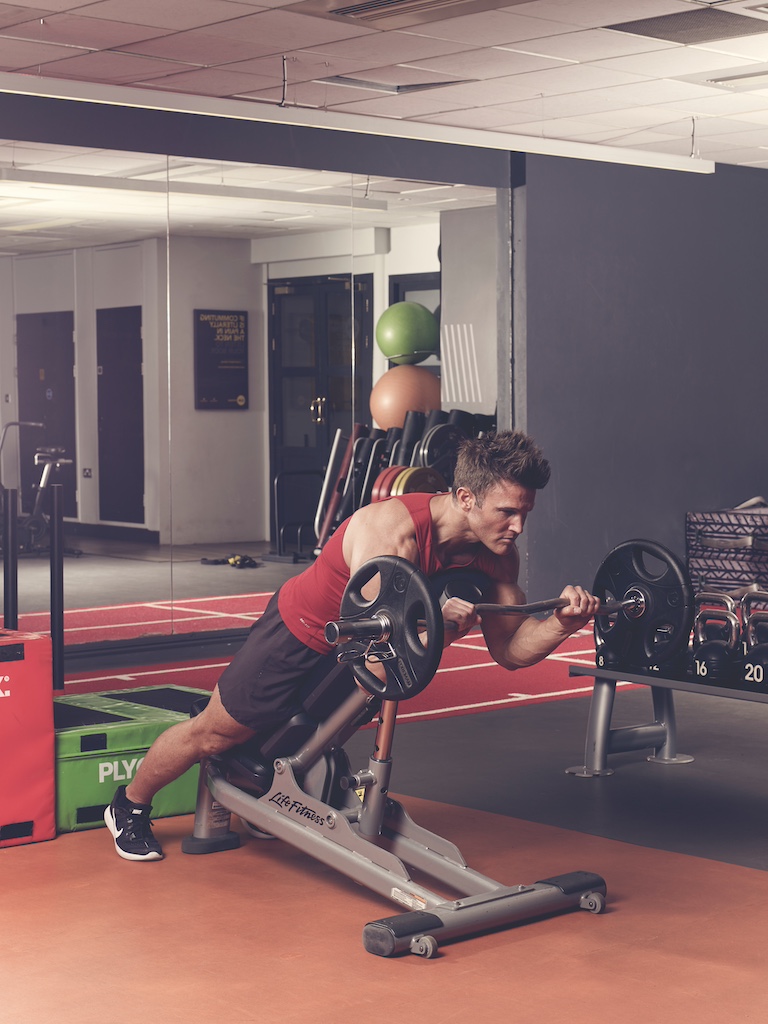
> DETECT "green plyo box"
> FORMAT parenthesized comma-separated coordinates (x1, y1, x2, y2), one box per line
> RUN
(54, 686, 209, 832)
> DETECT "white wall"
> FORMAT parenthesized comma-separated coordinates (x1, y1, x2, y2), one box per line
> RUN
(167, 236, 267, 545)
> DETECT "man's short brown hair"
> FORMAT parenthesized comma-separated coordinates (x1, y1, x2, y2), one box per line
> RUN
(452, 430, 551, 502)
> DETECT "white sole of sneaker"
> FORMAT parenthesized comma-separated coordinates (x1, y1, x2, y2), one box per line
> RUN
(103, 804, 163, 862)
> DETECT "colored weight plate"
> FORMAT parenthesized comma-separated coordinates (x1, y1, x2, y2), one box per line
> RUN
(417, 423, 467, 485)
(396, 466, 448, 496)
(389, 468, 413, 496)
(370, 467, 394, 503)
(371, 465, 406, 503)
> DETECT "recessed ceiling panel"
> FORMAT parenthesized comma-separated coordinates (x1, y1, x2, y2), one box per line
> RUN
(608, 8, 768, 44)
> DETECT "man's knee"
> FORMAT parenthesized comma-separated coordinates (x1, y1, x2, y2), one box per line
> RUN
(190, 696, 255, 758)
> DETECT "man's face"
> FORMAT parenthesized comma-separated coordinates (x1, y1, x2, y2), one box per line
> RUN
(461, 480, 536, 555)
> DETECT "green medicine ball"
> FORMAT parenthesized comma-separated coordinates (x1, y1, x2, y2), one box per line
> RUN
(375, 301, 439, 365)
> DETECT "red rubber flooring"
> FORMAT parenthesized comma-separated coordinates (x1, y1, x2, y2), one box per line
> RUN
(60, 613, 622, 723)
(5, 799, 768, 1024)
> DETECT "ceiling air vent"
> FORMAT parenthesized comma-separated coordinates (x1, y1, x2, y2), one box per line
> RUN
(607, 7, 768, 43)
(332, 0, 476, 19)
(286, 0, 528, 30)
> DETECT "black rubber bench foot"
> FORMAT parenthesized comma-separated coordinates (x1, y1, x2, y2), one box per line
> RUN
(181, 831, 241, 854)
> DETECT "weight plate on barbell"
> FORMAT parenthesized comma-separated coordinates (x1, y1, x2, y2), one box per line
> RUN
(370, 465, 407, 503)
(415, 423, 467, 485)
(592, 539, 694, 668)
(390, 466, 448, 497)
(339, 555, 443, 700)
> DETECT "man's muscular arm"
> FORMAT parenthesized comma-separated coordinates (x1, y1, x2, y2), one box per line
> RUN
(479, 579, 600, 670)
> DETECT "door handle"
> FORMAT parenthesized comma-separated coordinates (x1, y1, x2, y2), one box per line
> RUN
(310, 396, 327, 424)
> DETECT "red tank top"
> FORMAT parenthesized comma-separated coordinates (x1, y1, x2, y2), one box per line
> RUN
(277, 492, 501, 654)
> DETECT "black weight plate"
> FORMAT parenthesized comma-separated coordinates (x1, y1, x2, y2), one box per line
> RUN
(593, 539, 694, 668)
(340, 556, 443, 700)
(416, 423, 467, 486)
(429, 568, 493, 607)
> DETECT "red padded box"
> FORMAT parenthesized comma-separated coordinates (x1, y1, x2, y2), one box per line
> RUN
(0, 630, 55, 848)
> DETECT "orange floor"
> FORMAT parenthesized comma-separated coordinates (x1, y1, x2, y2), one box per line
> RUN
(5, 796, 768, 1024)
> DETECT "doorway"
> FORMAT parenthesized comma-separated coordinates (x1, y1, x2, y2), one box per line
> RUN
(15, 310, 78, 518)
(97, 306, 144, 524)
(268, 274, 373, 547)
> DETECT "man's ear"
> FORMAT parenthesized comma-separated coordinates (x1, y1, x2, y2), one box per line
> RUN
(455, 486, 475, 512)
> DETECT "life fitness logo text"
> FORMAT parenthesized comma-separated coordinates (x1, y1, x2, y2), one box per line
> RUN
(269, 792, 330, 826)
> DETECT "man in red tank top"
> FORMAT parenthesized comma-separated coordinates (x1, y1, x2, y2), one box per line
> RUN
(105, 430, 599, 861)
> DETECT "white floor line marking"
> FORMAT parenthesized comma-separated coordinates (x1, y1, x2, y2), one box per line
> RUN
(65, 662, 231, 686)
(43, 610, 262, 636)
(398, 680, 638, 720)
(21, 593, 273, 618)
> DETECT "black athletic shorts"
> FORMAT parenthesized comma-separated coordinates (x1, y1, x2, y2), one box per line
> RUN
(218, 590, 338, 730)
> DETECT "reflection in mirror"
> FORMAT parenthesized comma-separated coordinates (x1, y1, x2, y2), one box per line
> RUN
(0, 140, 501, 653)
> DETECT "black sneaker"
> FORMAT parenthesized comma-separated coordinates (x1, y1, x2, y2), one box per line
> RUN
(104, 786, 164, 861)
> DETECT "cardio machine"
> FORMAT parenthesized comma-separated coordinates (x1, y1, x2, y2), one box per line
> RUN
(183, 556, 607, 958)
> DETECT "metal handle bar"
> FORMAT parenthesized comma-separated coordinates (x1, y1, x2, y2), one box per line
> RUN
(326, 596, 639, 645)
(474, 596, 637, 616)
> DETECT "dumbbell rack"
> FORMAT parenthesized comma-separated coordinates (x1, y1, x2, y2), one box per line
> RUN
(566, 664, 768, 777)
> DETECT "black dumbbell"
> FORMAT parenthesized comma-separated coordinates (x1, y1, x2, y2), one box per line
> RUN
(690, 608, 741, 684)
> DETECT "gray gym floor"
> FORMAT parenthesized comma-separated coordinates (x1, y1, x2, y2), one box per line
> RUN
(345, 687, 768, 873)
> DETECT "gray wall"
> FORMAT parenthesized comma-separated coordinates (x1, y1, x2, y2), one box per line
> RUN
(519, 155, 768, 599)
(440, 205, 499, 415)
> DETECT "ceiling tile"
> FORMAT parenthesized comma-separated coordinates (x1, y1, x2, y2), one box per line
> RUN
(29, 50, 202, 82)
(117, 30, 278, 65)
(728, 107, 768, 125)
(321, 90, 478, 117)
(401, 10, 581, 47)
(0, 0, 97, 10)
(691, 124, 768, 146)
(72, 0, 259, 31)
(0, 5, 49, 30)
(595, 46, 761, 77)
(200, 9, 374, 45)
(2, 13, 176, 48)
(402, 46, 568, 79)
(507, 0, 692, 30)
(692, 35, 768, 61)
(578, 106, 697, 134)
(291, 29, 474, 62)
(501, 27, 681, 61)
(136, 67, 276, 95)
(416, 105, 544, 128)
(652, 114, 768, 138)
(346, 64, 471, 85)
(0, 34, 85, 66)
(235, 81, 377, 104)
(656, 91, 768, 115)
(593, 77, 730, 106)
(225, 49, 387, 81)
